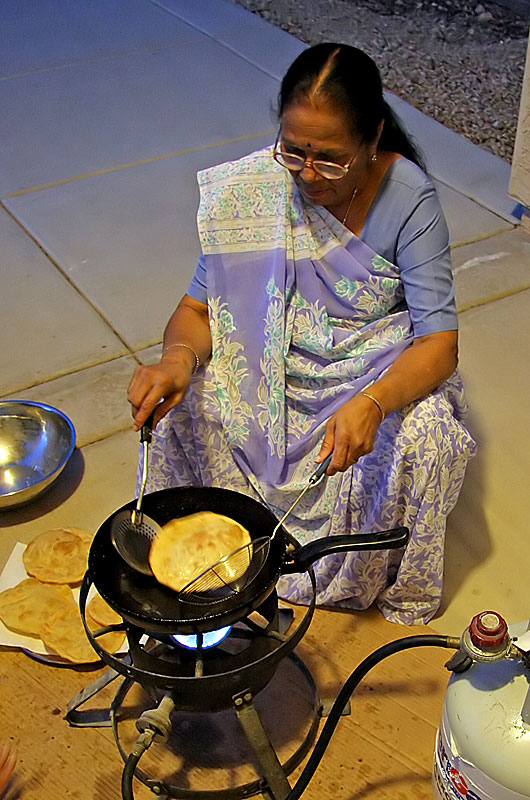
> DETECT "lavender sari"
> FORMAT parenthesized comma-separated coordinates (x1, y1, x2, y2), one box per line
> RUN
(146, 147, 476, 625)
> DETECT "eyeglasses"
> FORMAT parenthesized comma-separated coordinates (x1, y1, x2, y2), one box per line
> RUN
(273, 130, 359, 180)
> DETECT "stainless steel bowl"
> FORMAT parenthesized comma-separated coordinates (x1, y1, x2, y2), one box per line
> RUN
(0, 401, 76, 510)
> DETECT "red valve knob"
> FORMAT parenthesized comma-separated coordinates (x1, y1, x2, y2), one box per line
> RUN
(469, 611, 508, 650)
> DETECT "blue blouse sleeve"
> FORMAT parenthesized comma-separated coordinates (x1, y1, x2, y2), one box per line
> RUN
(186, 253, 208, 305)
(361, 159, 457, 337)
(395, 182, 456, 337)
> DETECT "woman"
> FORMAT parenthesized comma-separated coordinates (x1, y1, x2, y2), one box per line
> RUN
(128, 44, 476, 625)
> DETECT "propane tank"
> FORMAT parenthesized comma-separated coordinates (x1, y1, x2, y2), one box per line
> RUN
(433, 612, 530, 800)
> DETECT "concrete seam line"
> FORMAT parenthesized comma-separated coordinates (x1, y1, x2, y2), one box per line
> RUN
(0, 131, 275, 199)
(457, 283, 530, 314)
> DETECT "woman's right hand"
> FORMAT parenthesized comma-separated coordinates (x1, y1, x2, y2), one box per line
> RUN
(128, 295, 211, 430)
(127, 355, 193, 431)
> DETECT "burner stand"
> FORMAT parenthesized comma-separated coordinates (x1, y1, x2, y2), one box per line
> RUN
(117, 649, 319, 800)
(78, 573, 317, 710)
(70, 572, 329, 800)
(67, 614, 322, 800)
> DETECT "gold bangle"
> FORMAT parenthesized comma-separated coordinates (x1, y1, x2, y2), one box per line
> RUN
(162, 343, 200, 373)
(359, 391, 385, 423)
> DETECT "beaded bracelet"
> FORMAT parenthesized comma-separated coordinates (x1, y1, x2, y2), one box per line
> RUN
(359, 391, 385, 423)
(162, 343, 200, 373)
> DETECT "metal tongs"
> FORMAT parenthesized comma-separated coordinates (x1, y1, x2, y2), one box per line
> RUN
(180, 453, 333, 597)
(271, 453, 332, 539)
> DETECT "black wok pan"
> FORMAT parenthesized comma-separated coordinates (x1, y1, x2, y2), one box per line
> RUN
(88, 486, 409, 634)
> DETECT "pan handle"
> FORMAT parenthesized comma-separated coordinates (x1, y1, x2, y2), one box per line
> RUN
(281, 527, 409, 574)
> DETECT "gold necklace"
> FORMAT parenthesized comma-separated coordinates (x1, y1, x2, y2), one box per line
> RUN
(341, 186, 358, 226)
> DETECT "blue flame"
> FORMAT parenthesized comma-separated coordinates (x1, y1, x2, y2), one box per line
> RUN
(171, 626, 231, 649)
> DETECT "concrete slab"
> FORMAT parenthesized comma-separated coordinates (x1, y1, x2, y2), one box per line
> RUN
(4, 134, 274, 352)
(136, 344, 163, 364)
(0, 429, 139, 571)
(435, 180, 514, 247)
(157, 0, 519, 224)
(431, 289, 530, 634)
(152, 0, 305, 79)
(0, 0, 196, 77)
(0, 33, 276, 195)
(388, 93, 520, 223)
(0, 206, 126, 396)
(2, 356, 139, 448)
(1, 0, 526, 643)
(452, 228, 530, 312)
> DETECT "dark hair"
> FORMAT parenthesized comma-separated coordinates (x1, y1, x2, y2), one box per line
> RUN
(278, 43, 425, 171)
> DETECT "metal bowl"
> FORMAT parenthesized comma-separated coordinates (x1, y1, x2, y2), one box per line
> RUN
(0, 401, 76, 510)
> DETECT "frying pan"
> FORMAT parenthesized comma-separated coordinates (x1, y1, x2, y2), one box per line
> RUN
(88, 486, 409, 635)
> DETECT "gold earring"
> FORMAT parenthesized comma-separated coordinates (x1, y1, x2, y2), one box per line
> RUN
(371, 153, 377, 163)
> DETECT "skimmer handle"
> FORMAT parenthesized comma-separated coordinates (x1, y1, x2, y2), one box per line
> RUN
(140, 411, 155, 444)
(133, 411, 155, 524)
(309, 453, 332, 483)
(272, 454, 333, 539)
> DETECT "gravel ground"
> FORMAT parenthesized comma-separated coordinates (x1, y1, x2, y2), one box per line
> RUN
(233, 0, 529, 162)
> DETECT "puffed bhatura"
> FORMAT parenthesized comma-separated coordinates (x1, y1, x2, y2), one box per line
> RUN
(0, 531, 124, 663)
(22, 527, 92, 584)
(40, 607, 125, 664)
(87, 592, 122, 627)
(0, 578, 76, 637)
(40, 607, 97, 663)
(149, 511, 251, 592)
(85, 610, 126, 654)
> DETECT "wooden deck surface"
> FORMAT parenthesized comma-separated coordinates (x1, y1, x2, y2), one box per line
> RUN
(0, 603, 456, 800)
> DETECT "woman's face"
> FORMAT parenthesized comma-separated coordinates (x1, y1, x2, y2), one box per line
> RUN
(279, 99, 371, 211)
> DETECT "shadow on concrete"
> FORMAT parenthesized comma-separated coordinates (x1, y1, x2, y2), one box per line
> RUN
(344, 771, 433, 800)
(112, 656, 317, 791)
(0, 448, 85, 527)
(437, 410, 491, 618)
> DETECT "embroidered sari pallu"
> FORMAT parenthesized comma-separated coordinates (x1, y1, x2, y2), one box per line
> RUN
(146, 148, 475, 624)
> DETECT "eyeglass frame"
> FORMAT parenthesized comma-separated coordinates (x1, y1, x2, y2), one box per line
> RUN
(272, 128, 361, 180)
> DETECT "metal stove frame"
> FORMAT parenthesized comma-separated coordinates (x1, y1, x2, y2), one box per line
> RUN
(68, 572, 327, 800)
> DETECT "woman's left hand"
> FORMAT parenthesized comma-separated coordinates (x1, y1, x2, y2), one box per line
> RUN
(315, 331, 459, 475)
(316, 393, 382, 475)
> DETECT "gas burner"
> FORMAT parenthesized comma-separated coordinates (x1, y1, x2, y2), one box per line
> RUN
(72, 571, 321, 800)
(79, 573, 316, 712)
(71, 564, 472, 800)
(76, 486, 413, 799)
